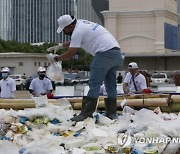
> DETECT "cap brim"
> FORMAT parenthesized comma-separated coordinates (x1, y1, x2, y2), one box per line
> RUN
(57, 26, 64, 33)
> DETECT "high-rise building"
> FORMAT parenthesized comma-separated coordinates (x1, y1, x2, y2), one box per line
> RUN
(0, 0, 108, 43)
(76, 0, 109, 25)
(0, 0, 12, 40)
(5, 0, 74, 43)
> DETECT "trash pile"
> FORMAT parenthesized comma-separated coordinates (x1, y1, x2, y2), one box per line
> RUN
(0, 99, 180, 154)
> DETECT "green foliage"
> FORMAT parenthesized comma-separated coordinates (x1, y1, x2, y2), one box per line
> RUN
(72, 49, 92, 71)
(56, 48, 92, 71)
(0, 39, 92, 70)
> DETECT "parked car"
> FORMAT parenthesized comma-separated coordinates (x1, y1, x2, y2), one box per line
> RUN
(63, 73, 89, 86)
(150, 72, 174, 87)
(9, 74, 27, 90)
(25, 74, 55, 90)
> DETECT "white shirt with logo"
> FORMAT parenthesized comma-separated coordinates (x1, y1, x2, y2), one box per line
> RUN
(124, 72, 147, 93)
(29, 77, 53, 96)
(0, 77, 16, 98)
(70, 20, 120, 56)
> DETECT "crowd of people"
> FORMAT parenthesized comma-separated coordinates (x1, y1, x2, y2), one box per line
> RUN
(0, 61, 148, 99)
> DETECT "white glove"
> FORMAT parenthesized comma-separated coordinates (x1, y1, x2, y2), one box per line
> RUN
(11, 92, 15, 99)
(46, 53, 58, 64)
(47, 43, 63, 53)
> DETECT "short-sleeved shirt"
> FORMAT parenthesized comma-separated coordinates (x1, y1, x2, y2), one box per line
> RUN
(0, 77, 16, 98)
(124, 72, 147, 93)
(70, 20, 120, 56)
(29, 77, 53, 96)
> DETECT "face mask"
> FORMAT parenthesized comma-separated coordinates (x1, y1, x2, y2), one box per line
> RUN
(2, 73, 8, 79)
(39, 74, 45, 79)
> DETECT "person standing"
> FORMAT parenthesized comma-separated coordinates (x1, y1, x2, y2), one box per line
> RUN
(123, 62, 147, 94)
(0, 67, 16, 98)
(117, 72, 123, 84)
(29, 67, 53, 97)
(47, 14, 123, 121)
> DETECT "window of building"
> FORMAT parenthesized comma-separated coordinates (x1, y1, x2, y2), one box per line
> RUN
(34, 62, 37, 66)
(38, 62, 41, 66)
(164, 22, 178, 50)
(19, 62, 23, 66)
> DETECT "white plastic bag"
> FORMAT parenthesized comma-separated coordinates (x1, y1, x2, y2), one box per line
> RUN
(46, 53, 58, 64)
(46, 62, 64, 82)
(32, 95, 48, 108)
(120, 98, 127, 108)
(122, 106, 136, 115)
(0, 141, 19, 154)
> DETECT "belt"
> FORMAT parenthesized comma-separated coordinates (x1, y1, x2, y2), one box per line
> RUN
(110, 47, 120, 50)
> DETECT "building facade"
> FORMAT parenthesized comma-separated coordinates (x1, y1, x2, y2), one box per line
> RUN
(0, 52, 48, 76)
(102, 0, 180, 72)
(102, 0, 178, 54)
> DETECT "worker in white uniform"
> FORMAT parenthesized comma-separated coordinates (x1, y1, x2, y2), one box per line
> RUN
(47, 14, 123, 121)
(123, 62, 147, 94)
(29, 67, 53, 97)
(0, 67, 16, 98)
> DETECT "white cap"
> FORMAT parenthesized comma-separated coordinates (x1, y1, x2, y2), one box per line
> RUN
(128, 62, 138, 69)
(37, 67, 46, 72)
(1, 67, 10, 72)
(57, 15, 76, 33)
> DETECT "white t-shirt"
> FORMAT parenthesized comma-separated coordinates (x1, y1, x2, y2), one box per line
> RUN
(70, 20, 120, 56)
(0, 77, 16, 98)
(29, 77, 53, 96)
(124, 72, 147, 93)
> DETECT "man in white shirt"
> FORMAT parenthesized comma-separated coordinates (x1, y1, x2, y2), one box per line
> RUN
(47, 14, 123, 121)
(123, 62, 147, 94)
(29, 67, 53, 97)
(0, 67, 16, 98)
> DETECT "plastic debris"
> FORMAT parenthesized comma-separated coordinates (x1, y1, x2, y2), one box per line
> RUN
(50, 118, 60, 125)
(0, 136, 10, 140)
(0, 103, 179, 153)
(0, 120, 11, 136)
(32, 95, 49, 108)
(19, 117, 28, 124)
(104, 144, 120, 153)
(32, 117, 49, 125)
